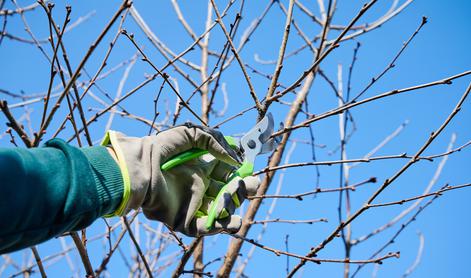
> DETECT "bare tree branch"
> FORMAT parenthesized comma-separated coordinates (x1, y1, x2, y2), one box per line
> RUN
(288, 81, 471, 276)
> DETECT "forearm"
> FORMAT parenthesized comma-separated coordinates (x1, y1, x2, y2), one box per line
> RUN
(0, 139, 123, 254)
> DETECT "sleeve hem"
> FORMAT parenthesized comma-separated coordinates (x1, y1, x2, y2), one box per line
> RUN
(80, 144, 124, 217)
(101, 131, 132, 217)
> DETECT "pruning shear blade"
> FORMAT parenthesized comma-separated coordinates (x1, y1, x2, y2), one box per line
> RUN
(239, 112, 275, 163)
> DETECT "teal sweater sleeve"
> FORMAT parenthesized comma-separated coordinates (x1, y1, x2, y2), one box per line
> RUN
(0, 139, 123, 254)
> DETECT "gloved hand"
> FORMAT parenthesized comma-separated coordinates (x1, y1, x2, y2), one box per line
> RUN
(103, 123, 260, 236)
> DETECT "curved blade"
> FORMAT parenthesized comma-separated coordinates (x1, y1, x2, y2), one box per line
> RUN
(259, 138, 277, 154)
(258, 113, 274, 144)
(240, 113, 275, 163)
(263, 121, 283, 153)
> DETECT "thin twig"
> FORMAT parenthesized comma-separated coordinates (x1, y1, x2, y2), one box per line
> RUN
(349, 120, 409, 168)
(230, 234, 400, 264)
(236, 142, 298, 277)
(210, 0, 262, 112)
(288, 81, 471, 276)
(171, 0, 203, 48)
(272, 70, 471, 138)
(270, 0, 379, 102)
(249, 177, 376, 200)
(218, 2, 378, 275)
(249, 218, 328, 225)
(351, 16, 428, 102)
(263, 0, 295, 110)
(352, 133, 457, 245)
(70, 232, 94, 277)
(402, 232, 425, 278)
(0, 2, 42, 16)
(52, 11, 131, 138)
(0, 100, 32, 147)
(368, 182, 471, 208)
(30, 247, 46, 278)
(121, 30, 207, 125)
(123, 217, 153, 278)
(105, 55, 137, 131)
(352, 133, 456, 245)
(95, 212, 139, 276)
(40, 2, 94, 146)
(172, 237, 203, 278)
(33, 0, 132, 146)
(352, 185, 441, 277)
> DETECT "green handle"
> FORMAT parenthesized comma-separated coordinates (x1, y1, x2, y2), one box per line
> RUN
(205, 162, 254, 229)
(161, 149, 208, 171)
(161, 136, 237, 171)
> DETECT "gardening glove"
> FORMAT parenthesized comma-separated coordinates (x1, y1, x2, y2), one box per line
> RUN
(102, 123, 261, 236)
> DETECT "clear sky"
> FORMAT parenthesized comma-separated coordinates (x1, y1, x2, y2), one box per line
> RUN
(1, 0, 470, 277)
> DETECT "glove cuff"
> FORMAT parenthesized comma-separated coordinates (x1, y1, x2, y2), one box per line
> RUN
(101, 130, 151, 216)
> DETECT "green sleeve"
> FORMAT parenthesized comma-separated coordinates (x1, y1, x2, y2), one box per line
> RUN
(0, 139, 123, 254)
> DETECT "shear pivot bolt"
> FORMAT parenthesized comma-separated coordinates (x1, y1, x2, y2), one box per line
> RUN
(247, 139, 256, 149)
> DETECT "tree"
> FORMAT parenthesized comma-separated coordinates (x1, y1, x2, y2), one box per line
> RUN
(1, 0, 470, 277)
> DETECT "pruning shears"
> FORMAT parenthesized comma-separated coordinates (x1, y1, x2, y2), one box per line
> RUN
(161, 113, 277, 229)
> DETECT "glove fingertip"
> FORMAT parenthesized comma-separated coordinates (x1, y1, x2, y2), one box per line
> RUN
(215, 215, 242, 234)
(192, 125, 243, 165)
(242, 175, 262, 196)
(193, 215, 242, 236)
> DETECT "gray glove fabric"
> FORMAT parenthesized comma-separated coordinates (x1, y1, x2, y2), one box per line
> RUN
(106, 123, 260, 236)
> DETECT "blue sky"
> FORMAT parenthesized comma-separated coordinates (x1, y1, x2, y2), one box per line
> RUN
(1, 0, 470, 277)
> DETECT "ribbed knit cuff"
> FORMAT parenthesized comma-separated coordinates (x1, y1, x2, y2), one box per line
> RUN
(81, 146, 124, 217)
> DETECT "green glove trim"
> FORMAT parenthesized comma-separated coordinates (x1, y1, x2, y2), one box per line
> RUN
(101, 131, 131, 217)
